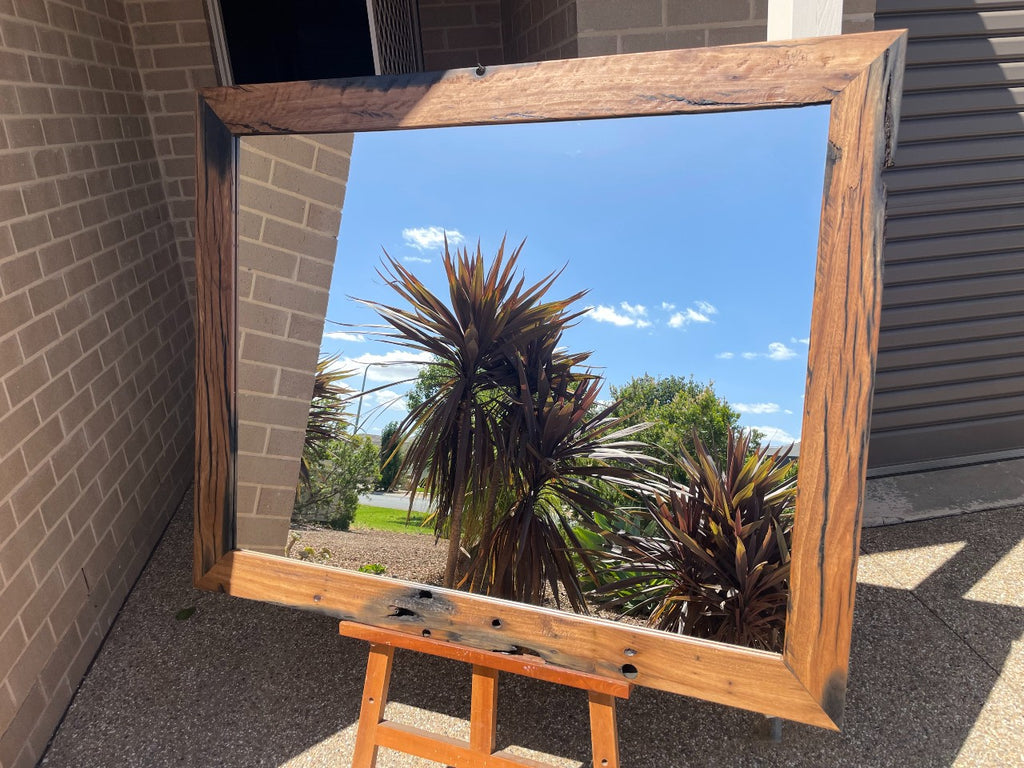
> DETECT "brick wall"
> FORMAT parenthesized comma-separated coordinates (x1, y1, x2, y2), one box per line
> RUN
(419, 0, 504, 70)
(574, 0, 872, 58)
(126, 0, 217, 310)
(843, 0, 876, 33)
(235, 135, 353, 555)
(501, 0, 577, 62)
(575, 0, 767, 57)
(0, 0, 203, 764)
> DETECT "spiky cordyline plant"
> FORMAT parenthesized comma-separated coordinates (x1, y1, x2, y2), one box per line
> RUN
(460, 353, 657, 611)
(588, 429, 796, 651)
(359, 237, 592, 588)
(298, 354, 355, 492)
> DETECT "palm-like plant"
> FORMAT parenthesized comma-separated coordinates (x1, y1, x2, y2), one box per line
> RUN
(588, 430, 796, 651)
(299, 354, 355, 491)
(462, 367, 656, 611)
(360, 237, 590, 588)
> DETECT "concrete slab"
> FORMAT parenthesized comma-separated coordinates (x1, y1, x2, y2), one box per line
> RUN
(864, 457, 1024, 526)
(38, 492, 1024, 767)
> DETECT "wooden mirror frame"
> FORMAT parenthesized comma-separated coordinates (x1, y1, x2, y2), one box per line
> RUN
(194, 30, 906, 731)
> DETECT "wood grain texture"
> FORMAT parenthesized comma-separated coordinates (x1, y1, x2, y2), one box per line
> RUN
(471, 666, 499, 754)
(211, 551, 833, 727)
(200, 31, 906, 139)
(339, 621, 630, 698)
(194, 30, 908, 731)
(193, 97, 236, 585)
(783, 32, 908, 727)
(351, 643, 394, 768)
(587, 692, 620, 768)
(375, 722, 552, 768)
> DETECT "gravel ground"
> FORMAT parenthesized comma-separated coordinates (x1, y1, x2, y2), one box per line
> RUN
(285, 526, 642, 624)
(288, 526, 447, 583)
(39, 491, 1024, 768)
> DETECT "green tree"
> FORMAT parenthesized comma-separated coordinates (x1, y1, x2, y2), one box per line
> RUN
(405, 359, 447, 412)
(610, 374, 757, 482)
(377, 421, 403, 491)
(294, 435, 379, 529)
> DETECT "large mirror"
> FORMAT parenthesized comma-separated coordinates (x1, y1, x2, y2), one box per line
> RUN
(195, 32, 906, 731)
(235, 107, 826, 650)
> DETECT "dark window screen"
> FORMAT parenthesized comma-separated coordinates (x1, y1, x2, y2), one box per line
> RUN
(220, 0, 375, 84)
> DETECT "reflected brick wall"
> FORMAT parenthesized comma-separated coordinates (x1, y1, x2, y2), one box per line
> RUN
(235, 135, 353, 555)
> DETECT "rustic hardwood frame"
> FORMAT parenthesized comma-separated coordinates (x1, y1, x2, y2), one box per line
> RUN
(195, 31, 906, 731)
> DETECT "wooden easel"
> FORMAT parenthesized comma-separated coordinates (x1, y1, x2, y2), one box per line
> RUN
(340, 621, 631, 768)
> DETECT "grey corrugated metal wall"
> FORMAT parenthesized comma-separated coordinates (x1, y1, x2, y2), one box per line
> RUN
(870, 0, 1024, 469)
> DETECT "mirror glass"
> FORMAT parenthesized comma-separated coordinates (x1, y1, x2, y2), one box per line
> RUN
(234, 105, 829, 650)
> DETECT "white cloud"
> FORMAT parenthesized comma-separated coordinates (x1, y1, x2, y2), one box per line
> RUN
(587, 305, 639, 327)
(784, 409, 794, 415)
(403, 255, 432, 264)
(661, 302, 676, 311)
(402, 226, 464, 252)
(734, 402, 780, 415)
(323, 331, 366, 343)
(619, 301, 647, 317)
(749, 426, 799, 445)
(740, 342, 799, 361)
(791, 337, 810, 345)
(767, 342, 797, 361)
(715, 352, 734, 359)
(668, 301, 716, 328)
(333, 350, 434, 385)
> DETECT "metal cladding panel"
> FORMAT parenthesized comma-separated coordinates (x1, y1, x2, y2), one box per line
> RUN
(872, 0, 1024, 469)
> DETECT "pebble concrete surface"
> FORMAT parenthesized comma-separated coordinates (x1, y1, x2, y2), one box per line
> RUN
(39, 490, 1023, 767)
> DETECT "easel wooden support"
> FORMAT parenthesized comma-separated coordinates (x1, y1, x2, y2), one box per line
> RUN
(340, 621, 631, 768)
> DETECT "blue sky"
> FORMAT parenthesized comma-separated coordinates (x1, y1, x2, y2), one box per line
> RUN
(320, 106, 830, 444)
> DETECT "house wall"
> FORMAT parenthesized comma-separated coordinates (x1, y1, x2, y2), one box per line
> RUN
(0, 0, 210, 764)
(235, 135, 353, 555)
(501, 0, 577, 62)
(419, 0, 505, 69)
(869, 0, 1024, 469)
(575, 0, 769, 57)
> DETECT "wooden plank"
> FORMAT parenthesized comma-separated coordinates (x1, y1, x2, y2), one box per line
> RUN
(587, 692, 620, 768)
(352, 644, 395, 768)
(193, 96, 236, 585)
(209, 551, 834, 728)
(471, 666, 500, 754)
(340, 621, 630, 698)
(201, 32, 906, 138)
(376, 722, 551, 768)
(782, 35, 904, 727)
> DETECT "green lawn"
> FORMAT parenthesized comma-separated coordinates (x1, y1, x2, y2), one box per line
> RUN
(352, 504, 433, 535)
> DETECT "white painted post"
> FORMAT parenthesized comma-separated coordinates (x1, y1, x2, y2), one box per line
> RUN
(767, 0, 843, 41)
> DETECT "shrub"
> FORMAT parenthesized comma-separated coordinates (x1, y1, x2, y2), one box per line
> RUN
(586, 429, 796, 651)
(293, 434, 379, 529)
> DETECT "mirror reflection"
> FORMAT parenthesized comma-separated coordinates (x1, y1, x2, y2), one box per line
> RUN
(235, 107, 828, 651)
